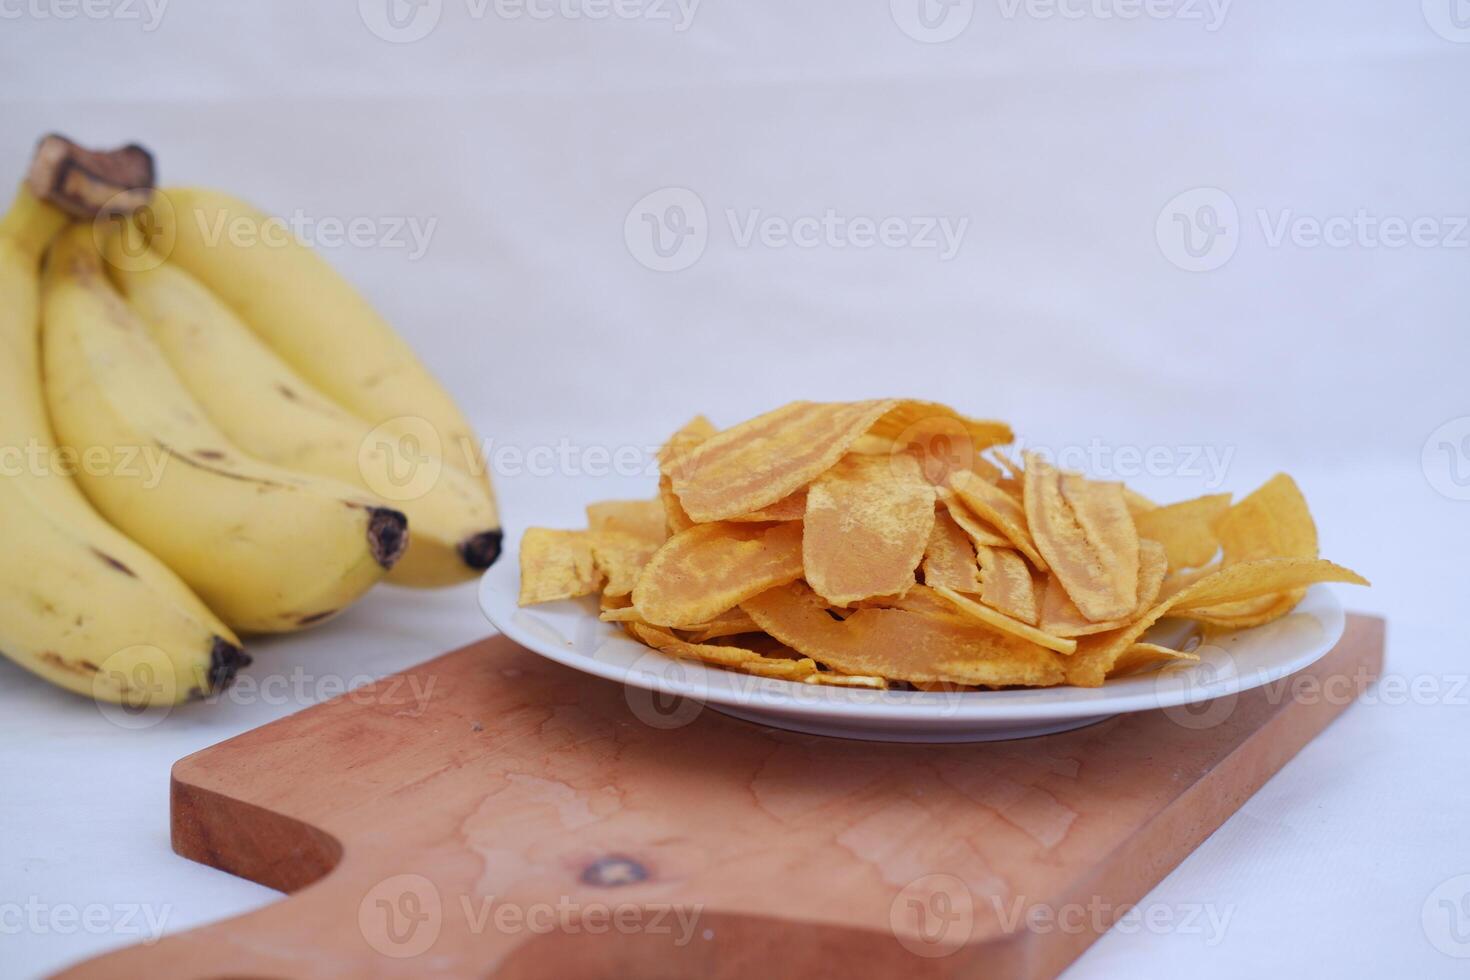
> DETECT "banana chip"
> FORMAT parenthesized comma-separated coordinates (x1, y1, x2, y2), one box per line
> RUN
(728, 489, 807, 523)
(921, 508, 984, 593)
(657, 415, 717, 533)
(950, 469, 1048, 571)
(587, 499, 668, 543)
(975, 545, 1040, 625)
(1216, 473, 1317, 562)
(682, 607, 760, 642)
(584, 498, 668, 598)
(804, 453, 936, 606)
(1023, 454, 1138, 622)
(929, 585, 1076, 655)
(1110, 642, 1200, 678)
(1132, 493, 1231, 570)
(518, 528, 602, 605)
(666, 400, 897, 522)
(1066, 557, 1368, 686)
(628, 623, 817, 680)
(939, 491, 1012, 549)
(1039, 538, 1168, 637)
(743, 581, 1065, 687)
(632, 521, 804, 627)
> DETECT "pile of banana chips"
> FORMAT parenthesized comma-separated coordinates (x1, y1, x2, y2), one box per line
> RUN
(519, 400, 1366, 690)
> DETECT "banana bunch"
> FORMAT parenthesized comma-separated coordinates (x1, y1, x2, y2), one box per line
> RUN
(0, 147, 501, 708)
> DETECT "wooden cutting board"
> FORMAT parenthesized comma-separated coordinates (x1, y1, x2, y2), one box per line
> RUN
(58, 615, 1383, 980)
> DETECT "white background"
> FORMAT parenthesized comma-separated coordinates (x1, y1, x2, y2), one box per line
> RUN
(2, 1, 1469, 976)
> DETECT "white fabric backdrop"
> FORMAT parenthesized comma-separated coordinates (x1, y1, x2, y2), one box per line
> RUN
(2, 2, 1468, 977)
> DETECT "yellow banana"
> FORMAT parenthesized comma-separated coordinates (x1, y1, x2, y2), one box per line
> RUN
(42, 225, 408, 634)
(106, 233, 502, 587)
(151, 187, 496, 493)
(0, 187, 248, 705)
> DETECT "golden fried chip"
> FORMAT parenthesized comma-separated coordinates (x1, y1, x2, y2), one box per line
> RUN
(950, 469, 1048, 571)
(588, 532, 660, 598)
(682, 607, 760, 642)
(1175, 477, 1317, 623)
(866, 400, 1013, 459)
(656, 416, 717, 533)
(666, 400, 898, 522)
(804, 672, 888, 689)
(1065, 557, 1368, 686)
(728, 489, 808, 523)
(659, 476, 695, 533)
(1132, 493, 1231, 570)
(1022, 454, 1138, 622)
(599, 605, 644, 623)
(1109, 642, 1200, 678)
(976, 546, 1040, 625)
(632, 521, 804, 627)
(628, 623, 818, 680)
(1179, 590, 1306, 630)
(1040, 539, 1182, 637)
(586, 499, 668, 543)
(743, 581, 1065, 687)
(657, 414, 717, 468)
(929, 585, 1076, 654)
(1216, 473, 1317, 562)
(1123, 487, 1159, 516)
(518, 528, 603, 605)
(939, 491, 1011, 549)
(804, 453, 936, 606)
(921, 509, 983, 593)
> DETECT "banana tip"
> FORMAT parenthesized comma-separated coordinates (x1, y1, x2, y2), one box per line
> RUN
(207, 637, 251, 694)
(459, 529, 504, 571)
(368, 508, 410, 569)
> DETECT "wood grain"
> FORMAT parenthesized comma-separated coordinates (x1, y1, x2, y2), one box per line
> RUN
(56, 615, 1384, 979)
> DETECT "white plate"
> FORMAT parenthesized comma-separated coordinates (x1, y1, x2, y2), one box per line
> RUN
(479, 550, 1346, 742)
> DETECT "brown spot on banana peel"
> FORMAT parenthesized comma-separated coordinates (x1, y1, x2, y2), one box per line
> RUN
(458, 528, 504, 570)
(368, 507, 409, 569)
(38, 651, 100, 675)
(294, 609, 339, 627)
(90, 548, 136, 577)
(207, 636, 250, 694)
